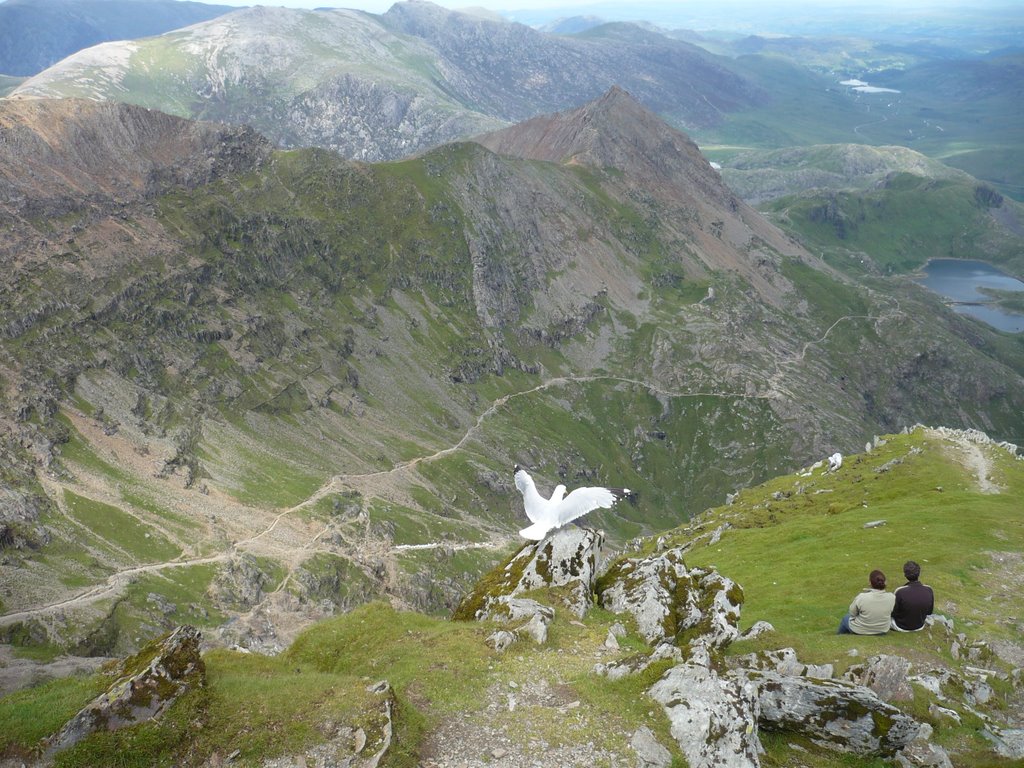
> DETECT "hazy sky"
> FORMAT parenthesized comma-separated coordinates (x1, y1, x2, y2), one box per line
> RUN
(188, 0, 1019, 39)
(203, 0, 979, 13)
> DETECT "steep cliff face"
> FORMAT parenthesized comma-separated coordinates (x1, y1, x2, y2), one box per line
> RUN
(471, 86, 806, 307)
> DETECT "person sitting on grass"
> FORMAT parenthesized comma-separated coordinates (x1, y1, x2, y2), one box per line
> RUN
(890, 560, 934, 632)
(838, 569, 895, 635)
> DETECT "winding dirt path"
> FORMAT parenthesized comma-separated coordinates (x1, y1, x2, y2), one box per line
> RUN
(1, 311, 887, 629)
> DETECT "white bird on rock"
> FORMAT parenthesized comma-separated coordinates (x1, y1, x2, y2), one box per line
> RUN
(514, 465, 630, 540)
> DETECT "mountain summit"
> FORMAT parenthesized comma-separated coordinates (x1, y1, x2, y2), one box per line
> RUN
(474, 86, 805, 305)
(475, 85, 733, 205)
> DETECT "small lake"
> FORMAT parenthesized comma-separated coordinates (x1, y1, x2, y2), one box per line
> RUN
(916, 259, 1024, 333)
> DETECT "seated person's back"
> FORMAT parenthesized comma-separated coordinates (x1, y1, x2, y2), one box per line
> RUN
(891, 560, 934, 631)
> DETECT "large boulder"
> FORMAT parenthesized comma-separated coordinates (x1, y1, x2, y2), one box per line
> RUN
(648, 663, 761, 768)
(740, 670, 920, 756)
(844, 654, 914, 702)
(596, 546, 743, 647)
(453, 527, 604, 621)
(45, 625, 205, 756)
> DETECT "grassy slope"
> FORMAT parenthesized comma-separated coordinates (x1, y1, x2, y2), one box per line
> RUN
(761, 173, 1024, 276)
(3, 427, 1020, 767)
(695, 53, 1024, 201)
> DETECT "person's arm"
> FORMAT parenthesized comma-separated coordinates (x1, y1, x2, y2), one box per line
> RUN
(849, 594, 861, 617)
(891, 588, 903, 616)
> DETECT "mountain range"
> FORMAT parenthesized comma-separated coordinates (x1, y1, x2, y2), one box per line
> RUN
(7, 2, 762, 162)
(1, 88, 1022, 662)
(9, 0, 1022, 200)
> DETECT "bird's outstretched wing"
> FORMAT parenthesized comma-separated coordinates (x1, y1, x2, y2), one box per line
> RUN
(555, 485, 628, 527)
(514, 467, 546, 524)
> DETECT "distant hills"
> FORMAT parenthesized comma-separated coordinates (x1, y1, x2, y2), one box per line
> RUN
(8, 2, 763, 161)
(9, 1, 1021, 198)
(716, 143, 1024, 284)
(0, 0, 237, 76)
(1, 93, 1022, 656)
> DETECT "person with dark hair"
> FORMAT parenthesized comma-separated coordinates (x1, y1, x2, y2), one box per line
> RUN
(891, 560, 934, 631)
(838, 569, 895, 635)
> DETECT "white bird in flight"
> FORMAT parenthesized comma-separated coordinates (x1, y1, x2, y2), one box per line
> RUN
(514, 465, 630, 540)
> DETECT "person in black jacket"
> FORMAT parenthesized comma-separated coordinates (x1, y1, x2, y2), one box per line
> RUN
(890, 560, 934, 631)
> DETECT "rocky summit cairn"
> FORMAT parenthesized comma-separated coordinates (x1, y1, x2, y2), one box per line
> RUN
(45, 625, 205, 756)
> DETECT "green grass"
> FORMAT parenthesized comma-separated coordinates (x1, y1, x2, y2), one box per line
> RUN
(3, 429, 1020, 766)
(56, 416, 132, 485)
(764, 174, 1024, 275)
(0, 673, 108, 755)
(117, 565, 228, 632)
(63, 490, 181, 563)
(367, 500, 488, 546)
(670, 429, 1024, 655)
(45, 649, 388, 768)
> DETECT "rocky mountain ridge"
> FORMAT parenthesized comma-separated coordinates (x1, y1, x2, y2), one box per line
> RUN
(7, 0, 764, 161)
(1, 93, 1022, 666)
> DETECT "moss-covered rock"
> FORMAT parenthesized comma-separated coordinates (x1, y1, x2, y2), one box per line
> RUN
(596, 546, 744, 648)
(739, 669, 920, 756)
(44, 625, 205, 757)
(452, 527, 603, 621)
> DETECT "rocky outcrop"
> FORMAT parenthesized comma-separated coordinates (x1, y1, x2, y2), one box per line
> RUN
(208, 554, 274, 610)
(44, 625, 205, 756)
(452, 527, 604, 621)
(844, 654, 915, 702)
(0, 99, 271, 219)
(596, 545, 742, 648)
(648, 663, 761, 768)
(740, 670, 920, 756)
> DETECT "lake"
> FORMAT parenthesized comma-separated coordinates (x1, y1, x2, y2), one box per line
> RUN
(915, 259, 1024, 333)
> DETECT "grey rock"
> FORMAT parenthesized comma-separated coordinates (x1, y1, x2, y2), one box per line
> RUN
(517, 611, 551, 645)
(805, 664, 834, 679)
(454, 527, 602, 621)
(496, 597, 555, 624)
(631, 725, 672, 768)
(736, 620, 775, 641)
(598, 547, 692, 643)
(209, 554, 273, 610)
(648, 664, 761, 768)
(729, 647, 804, 676)
(45, 625, 204, 756)
(928, 704, 961, 724)
(594, 643, 682, 682)
(896, 726, 954, 768)
(984, 727, 1024, 760)
(486, 630, 518, 652)
(597, 546, 743, 647)
(741, 670, 920, 756)
(852, 655, 915, 702)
